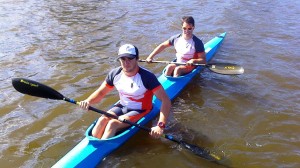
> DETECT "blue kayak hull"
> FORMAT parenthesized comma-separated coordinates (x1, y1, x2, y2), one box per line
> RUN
(52, 32, 226, 168)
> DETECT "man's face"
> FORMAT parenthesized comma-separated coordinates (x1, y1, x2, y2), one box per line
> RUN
(119, 57, 138, 73)
(182, 22, 194, 36)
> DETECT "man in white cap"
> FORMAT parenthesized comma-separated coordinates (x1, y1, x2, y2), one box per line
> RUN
(80, 44, 171, 139)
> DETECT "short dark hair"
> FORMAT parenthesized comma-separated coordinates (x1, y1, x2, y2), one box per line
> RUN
(181, 16, 195, 26)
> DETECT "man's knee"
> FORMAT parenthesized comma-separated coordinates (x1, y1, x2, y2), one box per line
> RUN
(106, 119, 121, 130)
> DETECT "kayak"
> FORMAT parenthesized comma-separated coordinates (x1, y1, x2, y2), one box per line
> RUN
(52, 32, 227, 168)
(53, 32, 226, 168)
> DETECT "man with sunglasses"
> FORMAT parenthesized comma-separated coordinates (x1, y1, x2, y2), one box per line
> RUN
(79, 44, 171, 139)
(146, 16, 206, 77)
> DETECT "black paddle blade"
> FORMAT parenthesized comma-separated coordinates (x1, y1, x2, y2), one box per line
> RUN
(207, 63, 244, 75)
(12, 78, 64, 100)
(180, 140, 222, 162)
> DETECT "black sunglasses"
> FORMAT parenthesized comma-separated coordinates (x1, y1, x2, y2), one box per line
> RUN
(182, 27, 193, 31)
(119, 57, 135, 61)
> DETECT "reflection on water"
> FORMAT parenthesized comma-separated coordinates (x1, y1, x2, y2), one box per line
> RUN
(0, 0, 299, 168)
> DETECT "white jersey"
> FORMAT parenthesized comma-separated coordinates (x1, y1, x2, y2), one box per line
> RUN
(168, 34, 205, 63)
(105, 67, 161, 110)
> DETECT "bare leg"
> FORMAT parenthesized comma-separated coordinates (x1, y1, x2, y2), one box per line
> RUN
(165, 64, 176, 76)
(91, 116, 110, 138)
(173, 66, 193, 77)
(101, 117, 131, 139)
(92, 111, 116, 139)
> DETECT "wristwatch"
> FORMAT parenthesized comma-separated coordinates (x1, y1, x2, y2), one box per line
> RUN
(157, 122, 166, 129)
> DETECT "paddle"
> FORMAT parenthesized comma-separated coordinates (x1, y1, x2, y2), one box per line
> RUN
(139, 60, 244, 75)
(12, 78, 224, 164)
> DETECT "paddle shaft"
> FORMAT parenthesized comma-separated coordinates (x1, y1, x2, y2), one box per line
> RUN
(139, 59, 244, 75)
(63, 97, 152, 132)
(65, 97, 187, 143)
(139, 59, 206, 66)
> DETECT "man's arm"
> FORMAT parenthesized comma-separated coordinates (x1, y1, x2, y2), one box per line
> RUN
(187, 51, 206, 65)
(150, 86, 171, 138)
(146, 40, 171, 62)
(79, 81, 114, 109)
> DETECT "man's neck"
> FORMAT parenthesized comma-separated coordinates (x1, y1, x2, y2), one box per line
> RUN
(183, 34, 192, 40)
(123, 66, 139, 77)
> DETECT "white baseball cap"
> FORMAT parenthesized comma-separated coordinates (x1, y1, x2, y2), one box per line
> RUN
(118, 44, 139, 59)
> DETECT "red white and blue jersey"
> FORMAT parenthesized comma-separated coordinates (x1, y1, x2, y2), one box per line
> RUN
(105, 67, 161, 110)
(168, 34, 205, 63)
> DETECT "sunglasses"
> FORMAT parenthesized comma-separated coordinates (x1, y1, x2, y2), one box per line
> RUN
(182, 27, 193, 31)
(119, 57, 135, 61)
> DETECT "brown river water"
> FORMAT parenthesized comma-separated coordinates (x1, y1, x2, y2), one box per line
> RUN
(0, 0, 299, 168)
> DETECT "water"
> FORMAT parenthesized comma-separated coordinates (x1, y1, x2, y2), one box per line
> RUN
(0, 0, 299, 167)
